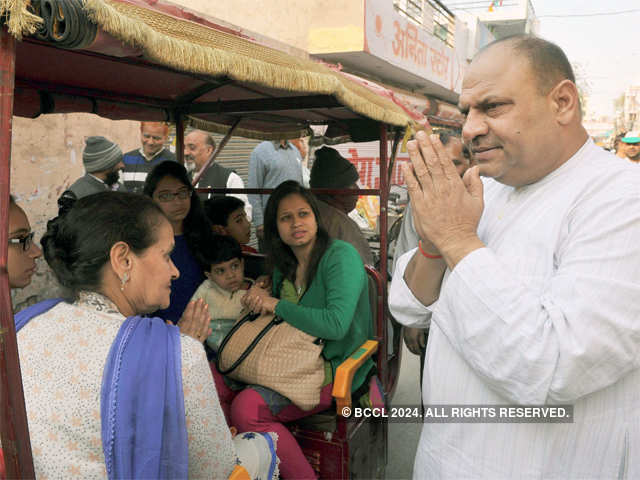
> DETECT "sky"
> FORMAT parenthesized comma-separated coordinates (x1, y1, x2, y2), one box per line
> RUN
(532, 0, 640, 117)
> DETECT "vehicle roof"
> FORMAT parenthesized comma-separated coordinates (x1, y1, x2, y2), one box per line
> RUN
(6, 0, 426, 140)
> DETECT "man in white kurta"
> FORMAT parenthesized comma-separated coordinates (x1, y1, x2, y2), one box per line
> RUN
(390, 36, 640, 479)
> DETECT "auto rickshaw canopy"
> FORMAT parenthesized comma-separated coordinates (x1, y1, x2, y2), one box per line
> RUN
(2, 0, 426, 140)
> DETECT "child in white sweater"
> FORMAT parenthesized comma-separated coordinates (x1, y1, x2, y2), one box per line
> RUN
(190, 235, 252, 354)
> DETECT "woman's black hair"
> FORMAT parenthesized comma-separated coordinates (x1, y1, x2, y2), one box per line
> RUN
(263, 180, 330, 288)
(201, 234, 243, 267)
(41, 192, 166, 298)
(143, 161, 213, 267)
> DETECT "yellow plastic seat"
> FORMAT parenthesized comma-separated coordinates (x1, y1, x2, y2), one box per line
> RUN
(332, 340, 379, 414)
(228, 464, 251, 480)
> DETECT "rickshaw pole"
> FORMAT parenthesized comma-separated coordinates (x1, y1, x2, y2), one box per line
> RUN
(175, 113, 185, 164)
(0, 27, 36, 479)
(378, 123, 389, 368)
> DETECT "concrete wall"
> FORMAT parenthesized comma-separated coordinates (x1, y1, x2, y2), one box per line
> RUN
(10, 113, 139, 310)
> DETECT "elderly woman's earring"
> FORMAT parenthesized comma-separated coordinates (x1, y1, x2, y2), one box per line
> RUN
(120, 272, 129, 292)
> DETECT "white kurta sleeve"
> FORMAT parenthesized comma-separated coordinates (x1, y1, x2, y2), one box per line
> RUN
(389, 247, 434, 329)
(434, 191, 640, 405)
(181, 335, 237, 479)
(226, 172, 252, 222)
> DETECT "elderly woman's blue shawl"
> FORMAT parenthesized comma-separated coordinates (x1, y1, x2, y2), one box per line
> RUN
(15, 299, 189, 479)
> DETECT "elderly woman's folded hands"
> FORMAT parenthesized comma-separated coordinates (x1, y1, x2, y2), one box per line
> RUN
(176, 298, 211, 342)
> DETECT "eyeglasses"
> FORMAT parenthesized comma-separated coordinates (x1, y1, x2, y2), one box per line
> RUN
(8, 232, 35, 252)
(156, 190, 191, 202)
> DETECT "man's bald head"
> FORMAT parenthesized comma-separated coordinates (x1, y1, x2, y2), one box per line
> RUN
(477, 35, 575, 96)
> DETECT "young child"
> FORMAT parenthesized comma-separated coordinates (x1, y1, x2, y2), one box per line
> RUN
(204, 196, 257, 253)
(191, 234, 253, 355)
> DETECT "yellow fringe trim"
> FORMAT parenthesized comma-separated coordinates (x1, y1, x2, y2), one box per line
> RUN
(1, 0, 43, 40)
(185, 116, 311, 141)
(3, 0, 416, 134)
(80, 0, 411, 129)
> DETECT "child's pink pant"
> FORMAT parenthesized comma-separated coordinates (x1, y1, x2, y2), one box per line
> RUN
(210, 363, 333, 479)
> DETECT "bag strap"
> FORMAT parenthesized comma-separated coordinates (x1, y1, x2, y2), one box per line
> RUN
(215, 312, 283, 375)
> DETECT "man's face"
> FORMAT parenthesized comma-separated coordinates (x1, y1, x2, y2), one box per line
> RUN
(615, 141, 627, 158)
(625, 142, 640, 162)
(459, 45, 561, 187)
(444, 138, 470, 178)
(141, 124, 168, 157)
(184, 131, 214, 170)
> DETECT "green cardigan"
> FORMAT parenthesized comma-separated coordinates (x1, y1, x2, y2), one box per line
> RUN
(273, 239, 374, 392)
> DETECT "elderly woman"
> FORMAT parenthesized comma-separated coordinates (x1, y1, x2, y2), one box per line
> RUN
(14, 192, 277, 479)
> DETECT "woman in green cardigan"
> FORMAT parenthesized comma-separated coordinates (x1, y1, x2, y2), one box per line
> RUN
(232, 180, 374, 479)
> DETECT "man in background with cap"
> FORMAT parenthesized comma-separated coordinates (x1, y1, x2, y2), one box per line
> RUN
(310, 146, 374, 265)
(66, 136, 124, 199)
(613, 132, 628, 158)
(621, 130, 640, 162)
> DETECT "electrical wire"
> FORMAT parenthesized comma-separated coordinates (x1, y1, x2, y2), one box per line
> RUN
(538, 9, 640, 18)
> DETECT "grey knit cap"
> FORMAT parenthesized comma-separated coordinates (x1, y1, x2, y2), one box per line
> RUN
(83, 136, 123, 173)
(310, 146, 359, 188)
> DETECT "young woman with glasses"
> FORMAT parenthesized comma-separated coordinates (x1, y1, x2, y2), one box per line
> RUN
(7, 195, 42, 289)
(143, 161, 213, 324)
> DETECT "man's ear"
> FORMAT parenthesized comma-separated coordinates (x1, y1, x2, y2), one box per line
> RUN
(212, 225, 227, 235)
(549, 79, 580, 125)
(109, 241, 132, 280)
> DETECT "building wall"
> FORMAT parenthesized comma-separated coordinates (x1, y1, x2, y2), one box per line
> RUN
(169, 0, 365, 53)
(10, 113, 139, 310)
(623, 85, 640, 131)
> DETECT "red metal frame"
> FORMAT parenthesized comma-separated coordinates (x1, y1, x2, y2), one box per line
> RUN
(0, 27, 36, 480)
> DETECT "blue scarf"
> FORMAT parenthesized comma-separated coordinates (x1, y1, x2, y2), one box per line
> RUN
(15, 299, 189, 479)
